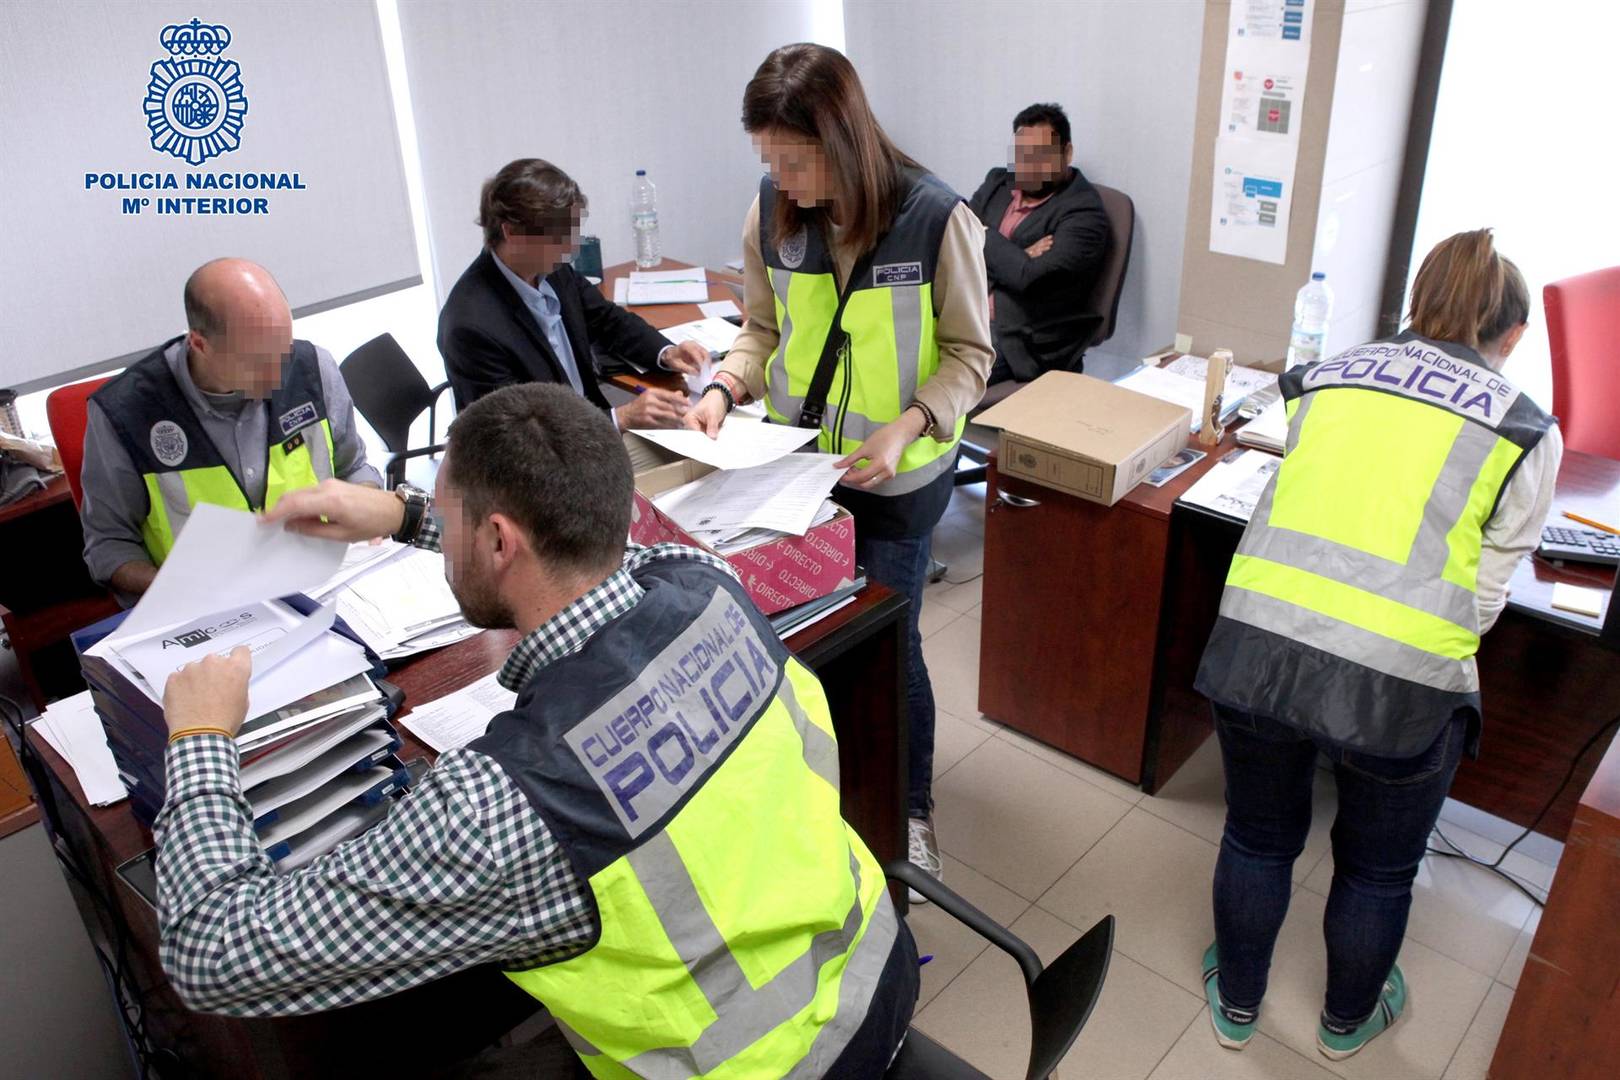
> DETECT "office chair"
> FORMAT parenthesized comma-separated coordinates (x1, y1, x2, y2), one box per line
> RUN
(956, 184, 1137, 487)
(339, 334, 454, 488)
(0, 378, 123, 708)
(884, 861, 1115, 1079)
(1545, 266, 1620, 460)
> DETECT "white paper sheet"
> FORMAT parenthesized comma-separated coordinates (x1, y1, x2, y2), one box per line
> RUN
(1179, 448, 1281, 522)
(654, 454, 846, 537)
(630, 419, 819, 471)
(308, 541, 409, 601)
(33, 693, 126, 806)
(397, 671, 517, 753)
(613, 277, 630, 304)
(116, 600, 335, 695)
(343, 548, 463, 640)
(239, 706, 387, 789)
(698, 299, 741, 319)
(1209, 137, 1297, 265)
(1163, 355, 1278, 399)
(627, 268, 709, 305)
(1235, 397, 1289, 453)
(257, 766, 399, 850)
(113, 504, 347, 639)
(660, 317, 741, 355)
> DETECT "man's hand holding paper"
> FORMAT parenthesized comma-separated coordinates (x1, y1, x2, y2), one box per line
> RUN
(164, 645, 254, 739)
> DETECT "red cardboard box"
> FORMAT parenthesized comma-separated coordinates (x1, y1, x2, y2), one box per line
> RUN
(631, 460, 858, 617)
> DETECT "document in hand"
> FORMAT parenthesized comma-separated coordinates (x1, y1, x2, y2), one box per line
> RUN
(653, 453, 847, 537)
(630, 419, 819, 471)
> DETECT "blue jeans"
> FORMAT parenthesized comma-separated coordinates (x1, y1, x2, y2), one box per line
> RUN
(1211, 703, 1466, 1024)
(855, 533, 936, 818)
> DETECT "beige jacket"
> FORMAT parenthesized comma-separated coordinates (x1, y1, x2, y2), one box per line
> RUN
(719, 194, 993, 441)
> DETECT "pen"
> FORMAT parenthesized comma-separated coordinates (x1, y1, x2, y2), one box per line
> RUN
(1564, 510, 1620, 537)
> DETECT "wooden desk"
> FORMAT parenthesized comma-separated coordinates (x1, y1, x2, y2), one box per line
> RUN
(978, 434, 1241, 790)
(598, 258, 740, 397)
(1160, 448, 1620, 839)
(1491, 717, 1620, 1077)
(20, 581, 907, 1077)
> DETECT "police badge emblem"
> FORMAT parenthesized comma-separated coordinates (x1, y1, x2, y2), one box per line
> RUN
(778, 225, 808, 269)
(144, 19, 249, 166)
(150, 421, 189, 467)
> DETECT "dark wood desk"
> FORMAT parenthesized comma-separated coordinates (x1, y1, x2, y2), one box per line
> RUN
(1491, 715, 1620, 1078)
(598, 258, 739, 397)
(978, 433, 1243, 791)
(1159, 448, 1620, 839)
(20, 581, 907, 1078)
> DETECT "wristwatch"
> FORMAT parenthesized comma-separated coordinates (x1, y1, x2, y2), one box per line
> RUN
(392, 483, 430, 544)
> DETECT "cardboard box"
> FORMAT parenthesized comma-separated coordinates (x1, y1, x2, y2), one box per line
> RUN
(631, 456, 858, 617)
(975, 371, 1190, 505)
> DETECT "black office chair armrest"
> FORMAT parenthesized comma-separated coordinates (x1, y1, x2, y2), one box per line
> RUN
(390, 442, 447, 462)
(426, 381, 453, 446)
(884, 860, 1043, 988)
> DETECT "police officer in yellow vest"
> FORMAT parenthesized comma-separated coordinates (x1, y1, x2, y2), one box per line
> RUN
(79, 258, 380, 599)
(1193, 231, 1562, 1061)
(153, 384, 919, 1078)
(686, 45, 993, 898)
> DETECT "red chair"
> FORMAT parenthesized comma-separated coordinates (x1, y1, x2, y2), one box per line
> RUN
(0, 377, 121, 708)
(45, 376, 113, 509)
(1545, 267, 1620, 460)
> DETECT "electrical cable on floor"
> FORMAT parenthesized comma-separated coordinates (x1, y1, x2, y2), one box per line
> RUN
(1423, 712, 1620, 910)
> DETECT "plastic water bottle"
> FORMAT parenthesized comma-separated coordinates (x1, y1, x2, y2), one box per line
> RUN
(630, 170, 660, 268)
(1287, 272, 1333, 368)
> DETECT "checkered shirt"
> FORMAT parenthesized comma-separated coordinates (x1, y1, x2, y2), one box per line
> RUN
(155, 539, 737, 1015)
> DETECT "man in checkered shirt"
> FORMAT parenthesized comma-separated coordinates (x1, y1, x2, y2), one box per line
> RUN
(156, 383, 917, 1077)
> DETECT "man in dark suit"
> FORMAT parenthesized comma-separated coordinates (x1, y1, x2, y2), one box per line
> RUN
(438, 158, 705, 430)
(968, 103, 1110, 382)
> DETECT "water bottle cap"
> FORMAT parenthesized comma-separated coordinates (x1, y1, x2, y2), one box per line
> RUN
(1311, 272, 1326, 281)
(636, 169, 646, 176)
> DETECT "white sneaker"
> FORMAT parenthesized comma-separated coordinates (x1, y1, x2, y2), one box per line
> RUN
(907, 816, 942, 905)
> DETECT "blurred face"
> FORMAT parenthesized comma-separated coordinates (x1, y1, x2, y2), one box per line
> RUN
(434, 456, 514, 630)
(755, 128, 835, 208)
(190, 306, 294, 399)
(1010, 123, 1072, 190)
(500, 209, 583, 279)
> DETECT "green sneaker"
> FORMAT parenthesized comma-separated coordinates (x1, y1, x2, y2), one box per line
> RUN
(1202, 942, 1259, 1050)
(1317, 964, 1407, 1061)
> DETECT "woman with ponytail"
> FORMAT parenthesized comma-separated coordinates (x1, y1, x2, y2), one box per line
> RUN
(1192, 229, 1562, 1059)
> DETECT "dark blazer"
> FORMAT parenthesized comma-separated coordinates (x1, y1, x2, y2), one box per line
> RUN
(968, 166, 1109, 381)
(437, 249, 672, 412)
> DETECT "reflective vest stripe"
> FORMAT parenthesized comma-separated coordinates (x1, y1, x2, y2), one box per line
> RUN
(1217, 584, 1479, 692)
(891, 284, 924, 409)
(1235, 417, 1503, 630)
(776, 670, 839, 791)
(303, 421, 335, 484)
(146, 471, 193, 559)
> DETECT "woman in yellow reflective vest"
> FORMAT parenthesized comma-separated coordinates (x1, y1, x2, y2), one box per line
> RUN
(1193, 230, 1562, 1060)
(685, 43, 993, 895)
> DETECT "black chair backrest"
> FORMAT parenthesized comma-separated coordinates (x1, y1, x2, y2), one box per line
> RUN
(340, 333, 433, 453)
(1086, 184, 1136, 348)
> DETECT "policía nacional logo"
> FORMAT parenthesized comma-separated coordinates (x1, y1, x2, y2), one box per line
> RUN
(144, 18, 249, 166)
(150, 420, 189, 467)
(778, 226, 808, 269)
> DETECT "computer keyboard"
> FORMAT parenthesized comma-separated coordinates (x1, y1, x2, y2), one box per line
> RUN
(1538, 525, 1620, 567)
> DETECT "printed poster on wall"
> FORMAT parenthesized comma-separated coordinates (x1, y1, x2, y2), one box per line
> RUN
(1208, 0, 1314, 265)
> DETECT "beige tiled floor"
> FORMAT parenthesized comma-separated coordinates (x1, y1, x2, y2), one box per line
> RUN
(904, 485, 1555, 1079)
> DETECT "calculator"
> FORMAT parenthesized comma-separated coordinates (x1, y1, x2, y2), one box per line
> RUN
(1538, 525, 1620, 567)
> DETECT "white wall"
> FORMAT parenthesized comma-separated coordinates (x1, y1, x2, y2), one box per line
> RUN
(844, 0, 1206, 374)
(397, 0, 822, 307)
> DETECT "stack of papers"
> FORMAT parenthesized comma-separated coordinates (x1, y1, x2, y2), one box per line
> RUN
(689, 501, 841, 555)
(769, 575, 865, 638)
(77, 503, 416, 868)
(1117, 355, 1279, 434)
(32, 692, 125, 806)
(626, 268, 709, 305)
(1235, 398, 1288, 453)
(654, 453, 846, 539)
(310, 542, 482, 661)
(1178, 448, 1280, 522)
